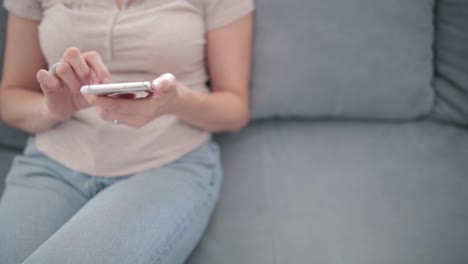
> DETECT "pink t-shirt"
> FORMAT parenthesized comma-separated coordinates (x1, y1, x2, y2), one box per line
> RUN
(4, 0, 254, 176)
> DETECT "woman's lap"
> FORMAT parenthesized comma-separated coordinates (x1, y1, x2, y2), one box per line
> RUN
(0, 138, 222, 264)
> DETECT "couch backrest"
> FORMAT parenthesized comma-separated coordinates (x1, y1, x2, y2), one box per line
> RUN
(431, 0, 468, 126)
(249, 0, 468, 126)
(249, 0, 436, 120)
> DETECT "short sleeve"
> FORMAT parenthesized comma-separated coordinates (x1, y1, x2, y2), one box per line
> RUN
(204, 0, 255, 32)
(4, 0, 42, 21)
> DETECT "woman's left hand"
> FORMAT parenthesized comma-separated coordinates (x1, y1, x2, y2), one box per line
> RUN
(85, 73, 182, 128)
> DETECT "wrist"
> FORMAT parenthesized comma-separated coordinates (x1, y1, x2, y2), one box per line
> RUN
(172, 83, 200, 117)
(39, 97, 62, 125)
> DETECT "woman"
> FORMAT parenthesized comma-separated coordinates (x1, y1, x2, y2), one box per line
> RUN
(0, 0, 254, 263)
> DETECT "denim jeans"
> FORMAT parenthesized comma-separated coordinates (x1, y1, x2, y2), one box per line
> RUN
(0, 137, 222, 264)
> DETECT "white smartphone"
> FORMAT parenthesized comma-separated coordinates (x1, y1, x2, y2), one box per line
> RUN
(80, 81, 152, 95)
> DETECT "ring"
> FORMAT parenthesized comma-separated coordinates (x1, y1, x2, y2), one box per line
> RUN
(49, 63, 60, 76)
(112, 119, 119, 124)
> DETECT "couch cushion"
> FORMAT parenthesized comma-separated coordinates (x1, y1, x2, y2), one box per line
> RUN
(188, 120, 468, 264)
(431, 0, 468, 126)
(250, 0, 435, 120)
(0, 122, 28, 150)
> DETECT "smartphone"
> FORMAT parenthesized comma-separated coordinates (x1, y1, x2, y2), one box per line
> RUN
(80, 81, 152, 96)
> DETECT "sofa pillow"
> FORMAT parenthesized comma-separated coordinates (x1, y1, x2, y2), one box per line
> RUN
(431, 0, 468, 126)
(250, 0, 435, 120)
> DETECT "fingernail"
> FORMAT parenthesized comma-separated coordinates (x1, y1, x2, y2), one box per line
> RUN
(153, 80, 161, 92)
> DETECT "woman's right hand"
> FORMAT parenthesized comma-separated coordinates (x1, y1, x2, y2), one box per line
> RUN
(36, 47, 111, 122)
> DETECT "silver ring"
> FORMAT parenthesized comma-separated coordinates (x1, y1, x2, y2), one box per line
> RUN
(49, 63, 60, 76)
(112, 119, 119, 124)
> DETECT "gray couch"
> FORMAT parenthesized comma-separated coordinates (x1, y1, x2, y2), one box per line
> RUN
(1, 0, 467, 263)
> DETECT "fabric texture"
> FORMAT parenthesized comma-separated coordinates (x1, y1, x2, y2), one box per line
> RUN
(249, 0, 435, 120)
(204, 0, 254, 31)
(2, 0, 254, 176)
(3, 0, 41, 20)
(431, 0, 468, 126)
(0, 122, 28, 150)
(188, 120, 468, 264)
(0, 137, 222, 264)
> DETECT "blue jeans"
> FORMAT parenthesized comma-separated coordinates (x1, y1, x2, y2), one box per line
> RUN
(0, 137, 222, 264)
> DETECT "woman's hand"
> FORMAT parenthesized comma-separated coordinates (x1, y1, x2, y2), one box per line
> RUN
(85, 73, 181, 128)
(85, 12, 253, 132)
(36, 47, 111, 122)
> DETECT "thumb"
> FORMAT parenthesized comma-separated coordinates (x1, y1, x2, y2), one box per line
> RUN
(152, 73, 176, 94)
